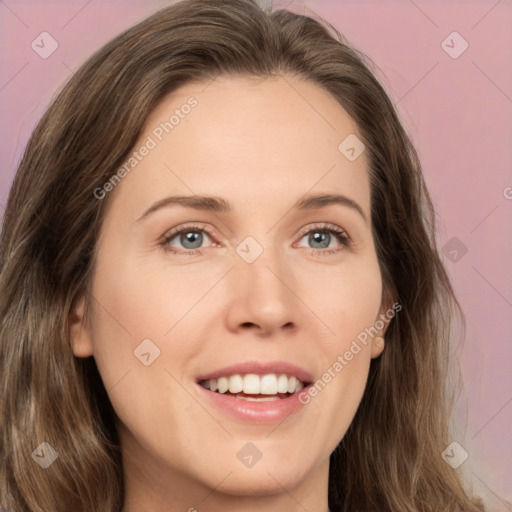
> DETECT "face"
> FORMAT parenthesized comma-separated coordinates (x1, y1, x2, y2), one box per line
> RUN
(70, 74, 389, 508)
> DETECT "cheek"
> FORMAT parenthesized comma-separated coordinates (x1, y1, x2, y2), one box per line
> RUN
(89, 247, 180, 347)
(85, 252, 166, 392)
(289, 256, 382, 447)
(304, 324, 375, 458)
(305, 254, 383, 347)
(86, 246, 209, 412)
(86, 264, 190, 444)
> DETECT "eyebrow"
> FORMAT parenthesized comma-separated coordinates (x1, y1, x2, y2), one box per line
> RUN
(136, 192, 367, 223)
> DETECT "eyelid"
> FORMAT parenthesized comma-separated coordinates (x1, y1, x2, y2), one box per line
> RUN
(161, 221, 351, 254)
(161, 222, 216, 248)
(162, 222, 212, 239)
(296, 222, 350, 240)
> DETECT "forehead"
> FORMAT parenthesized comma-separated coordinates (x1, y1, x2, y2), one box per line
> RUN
(105, 74, 370, 220)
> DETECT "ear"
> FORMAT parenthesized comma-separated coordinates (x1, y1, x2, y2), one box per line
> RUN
(370, 336, 385, 359)
(69, 293, 94, 358)
(370, 295, 398, 360)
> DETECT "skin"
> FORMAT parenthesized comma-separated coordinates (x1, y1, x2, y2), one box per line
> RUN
(70, 74, 392, 512)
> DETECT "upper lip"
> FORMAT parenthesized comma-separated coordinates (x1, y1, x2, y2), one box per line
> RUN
(196, 360, 314, 384)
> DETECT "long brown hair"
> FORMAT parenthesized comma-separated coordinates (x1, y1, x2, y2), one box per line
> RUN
(0, 0, 484, 510)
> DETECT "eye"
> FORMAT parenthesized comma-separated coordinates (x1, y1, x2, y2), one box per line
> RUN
(160, 222, 351, 257)
(161, 223, 215, 255)
(295, 223, 351, 256)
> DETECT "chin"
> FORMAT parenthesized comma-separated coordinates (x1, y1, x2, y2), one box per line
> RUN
(207, 469, 305, 497)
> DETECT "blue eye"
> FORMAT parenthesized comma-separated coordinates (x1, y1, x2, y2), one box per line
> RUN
(298, 228, 350, 251)
(162, 223, 212, 254)
(295, 225, 351, 256)
(161, 222, 351, 256)
(173, 230, 207, 250)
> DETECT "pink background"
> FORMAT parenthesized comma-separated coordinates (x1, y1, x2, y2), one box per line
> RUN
(1, 0, 511, 508)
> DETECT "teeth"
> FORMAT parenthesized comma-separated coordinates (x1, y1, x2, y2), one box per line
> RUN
(236, 395, 281, 402)
(277, 374, 289, 393)
(287, 376, 297, 393)
(260, 374, 277, 395)
(217, 377, 229, 394)
(243, 374, 261, 394)
(200, 373, 306, 395)
(228, 374, 243, 394)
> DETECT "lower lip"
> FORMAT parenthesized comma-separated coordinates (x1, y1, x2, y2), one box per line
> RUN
(196, 384, 311, 424)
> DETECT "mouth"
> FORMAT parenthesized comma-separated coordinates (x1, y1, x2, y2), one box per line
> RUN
(194, 361, 314, 422)
(198, 373, 310, 402)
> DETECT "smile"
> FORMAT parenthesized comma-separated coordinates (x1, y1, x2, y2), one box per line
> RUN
(198, 373, 306, 401)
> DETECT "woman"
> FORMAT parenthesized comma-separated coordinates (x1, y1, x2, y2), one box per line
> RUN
(0, 0, 485, 510)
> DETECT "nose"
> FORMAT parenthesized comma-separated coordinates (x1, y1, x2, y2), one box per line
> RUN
(224, 241, 299, 337)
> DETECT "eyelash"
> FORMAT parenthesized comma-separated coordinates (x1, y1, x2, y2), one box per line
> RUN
(161, 222, 352, 257)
